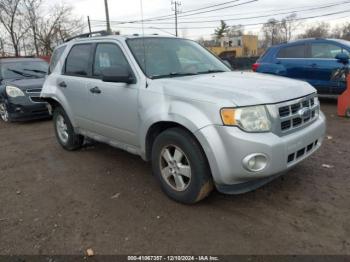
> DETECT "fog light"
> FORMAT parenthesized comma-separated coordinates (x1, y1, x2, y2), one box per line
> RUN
(242, 154, 268, 172)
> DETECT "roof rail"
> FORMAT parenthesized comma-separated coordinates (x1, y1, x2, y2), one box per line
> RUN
(64, 30, 111, 43)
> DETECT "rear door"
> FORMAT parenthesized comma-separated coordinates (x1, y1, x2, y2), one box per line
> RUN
(308, 42, 349, 94)
(275, 44, 310, 81)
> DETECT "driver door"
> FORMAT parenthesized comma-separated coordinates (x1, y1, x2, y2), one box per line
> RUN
(84, 42, 139, 146)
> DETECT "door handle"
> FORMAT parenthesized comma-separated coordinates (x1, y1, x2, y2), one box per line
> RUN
(310, 63, 318, 68)
(90, 87, 102, 94)
(58, 81, 67, 88)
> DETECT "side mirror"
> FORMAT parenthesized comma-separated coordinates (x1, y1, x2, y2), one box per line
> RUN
(335, 52, 349, 65)
(222, 60, 232, 70)
(101, 66, 134, 84)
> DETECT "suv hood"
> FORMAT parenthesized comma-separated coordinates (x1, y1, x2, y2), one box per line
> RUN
(3, 78, 45, 91)
(155, 72, 316, 106)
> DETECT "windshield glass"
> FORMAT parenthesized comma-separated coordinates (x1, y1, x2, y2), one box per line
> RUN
(127, 38, 230, 79)
(1, 60, 48, 80)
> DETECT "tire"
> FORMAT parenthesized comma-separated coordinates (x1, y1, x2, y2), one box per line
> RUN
(0, 102, 10, 122)
(53, 107, 84, 151)
(151, 127, 213, 204)
(346, 108, 350, 118)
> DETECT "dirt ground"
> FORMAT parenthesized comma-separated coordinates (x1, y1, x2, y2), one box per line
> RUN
(0, 99, 349, 256)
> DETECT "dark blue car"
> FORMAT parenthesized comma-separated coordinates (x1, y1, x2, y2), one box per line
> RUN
(253, 38, 350, 95)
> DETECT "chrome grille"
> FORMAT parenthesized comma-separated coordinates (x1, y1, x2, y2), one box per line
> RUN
(275, 95, 319, 134)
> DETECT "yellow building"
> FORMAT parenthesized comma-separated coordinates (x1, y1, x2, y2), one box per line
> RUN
(206, 35, 258, 58)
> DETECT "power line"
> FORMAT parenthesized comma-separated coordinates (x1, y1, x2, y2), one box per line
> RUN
(111, 0, 350, 25)
(130, 0, 242, 23)
(91, 0, 257, 25)
(111, 0, 243, 24)
(91, 8, 350, 30)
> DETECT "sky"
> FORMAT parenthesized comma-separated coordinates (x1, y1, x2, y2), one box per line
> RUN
(54, 0, 350, 39)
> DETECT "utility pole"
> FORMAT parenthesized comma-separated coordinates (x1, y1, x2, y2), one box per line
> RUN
(171, 1, 181, 37)
(87, 16, 92, 34)
(104, 0, 112, 33)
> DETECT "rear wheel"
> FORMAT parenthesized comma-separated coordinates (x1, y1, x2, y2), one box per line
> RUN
(345, 108, 350, 118)
(152, 128, 213, 204)
(53, 107, 84, 150)
(0, 103, 10, 122)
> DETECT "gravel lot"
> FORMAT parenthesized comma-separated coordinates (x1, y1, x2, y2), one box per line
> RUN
(0, 99, 349, 255)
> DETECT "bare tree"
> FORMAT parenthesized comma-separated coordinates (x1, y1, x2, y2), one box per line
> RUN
(227, 24, 244, 37)
(36, 4, 84, 55)
(261, 19, 284, 48)
(331, 23, 350, 40)
(300, 22, 330, 39)
(280, 13, 300, 42)
(0, 0, 28, 56)
(24, 0, 42, 56)
(0, 37, 5, 56)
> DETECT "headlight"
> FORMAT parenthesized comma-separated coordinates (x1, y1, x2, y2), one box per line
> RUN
(6, 86, 25, 98)
(220, 105, 271, 132)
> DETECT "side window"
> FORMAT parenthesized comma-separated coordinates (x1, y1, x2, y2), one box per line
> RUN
(311, 43, 348, 59)
(277, 45, 306, 58)
(49, 46, 66, 74)
(65, 44, 93, 76)
(93, 43, 130, 77)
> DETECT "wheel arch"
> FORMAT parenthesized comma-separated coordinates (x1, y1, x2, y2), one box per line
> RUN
(41, 96, 77, 127)
(143, 121, 208, 164)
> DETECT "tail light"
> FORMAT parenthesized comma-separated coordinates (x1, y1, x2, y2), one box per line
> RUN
(252, 63, 260, 72)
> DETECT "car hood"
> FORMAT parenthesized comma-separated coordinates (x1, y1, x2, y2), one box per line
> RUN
(3, 78, 45, 91)
(154, 72, 316, 106)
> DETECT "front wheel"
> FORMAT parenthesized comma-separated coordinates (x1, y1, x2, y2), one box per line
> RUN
(53, 107, 84, 151)
(0, 103, 10, 122)
(152, 128, 213, 204)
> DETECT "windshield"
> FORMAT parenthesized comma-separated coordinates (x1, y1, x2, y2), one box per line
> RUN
(127, 38, 230, 79)
(1, 61, 48, 80)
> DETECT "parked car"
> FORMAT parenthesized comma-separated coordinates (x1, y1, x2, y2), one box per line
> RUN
(41, 33, 326, 204)
(253, 38, 350, 95)
(0, 57, 50, 122)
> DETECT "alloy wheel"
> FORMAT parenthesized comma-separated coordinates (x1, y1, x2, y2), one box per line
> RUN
(159, 145, 192, 192)
(0, 103, 9, 122)
(56, 114, 69, 144)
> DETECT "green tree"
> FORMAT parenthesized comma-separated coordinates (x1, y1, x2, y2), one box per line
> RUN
(214, 20, 229, 39)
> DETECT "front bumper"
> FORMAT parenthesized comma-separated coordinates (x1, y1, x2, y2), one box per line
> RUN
(195, 112, 326, 193)
(6, 97, 51, 121)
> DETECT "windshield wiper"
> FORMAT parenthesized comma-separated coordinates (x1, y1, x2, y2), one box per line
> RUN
(150, 72, 198, 79)
(197, 69, 227, 75)
(7, 69, 40, 78)
(24, 69, 47, 74)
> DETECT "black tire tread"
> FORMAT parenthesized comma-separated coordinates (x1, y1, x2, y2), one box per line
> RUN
(53, 107, 84, 151)
(151, 127, 213, 204)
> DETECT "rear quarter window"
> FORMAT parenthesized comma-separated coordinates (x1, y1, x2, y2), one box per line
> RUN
(257, 48, 270, 62)
(277, 44, 306, 58)
(49, 46, 66, 74)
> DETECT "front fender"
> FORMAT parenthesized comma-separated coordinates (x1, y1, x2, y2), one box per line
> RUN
(138, 100, 217, 158)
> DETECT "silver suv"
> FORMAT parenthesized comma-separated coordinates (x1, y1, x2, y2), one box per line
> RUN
(41, 34, 326, 204)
